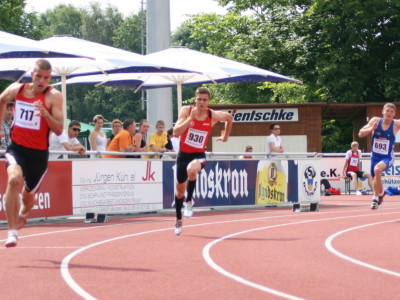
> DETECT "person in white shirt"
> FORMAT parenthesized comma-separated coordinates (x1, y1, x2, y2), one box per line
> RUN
(89, 114, 107, 158)
(265, 124, 284, 154)
(49, 120, 86, 159)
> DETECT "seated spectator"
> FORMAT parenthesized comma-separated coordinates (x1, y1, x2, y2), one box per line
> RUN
(89, 114, 107, 158)
(103, 118, 136, 158)
(239, 145, 254, 159)
(148, 120, 168, 158)
(107, 119, 122, 147)
(342, 141, 373, 195)
(133, 119, 150, 158)
(49, 120, 86, 159)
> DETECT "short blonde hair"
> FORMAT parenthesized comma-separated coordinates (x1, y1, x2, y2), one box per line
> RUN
(93, 114, 104, 123)
(156, 120, 165, 127)
(351, 141, 359, 148)
(384, 103, 396, 110)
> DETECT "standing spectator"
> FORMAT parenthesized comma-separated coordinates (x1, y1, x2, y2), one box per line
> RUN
(358, 103, 400, 209)
(49, 120, 86, 159)
(133, 119, 150, 158)
(342, 141, 373, 195)
(0, 59, 64, 247)
(265, 124, 284, 154)
(239, 145, 254, 159)
(104, 118, 136, 158)
(0, 102, 14, 151)
(173, 87, 233, 235)
(149, 120, 168, 158)
(107, 119, 122, 147)
(89, 114, 107, 158)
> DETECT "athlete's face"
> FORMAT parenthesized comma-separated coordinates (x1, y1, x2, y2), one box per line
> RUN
(31, 68, 52, 93)
(382, 106, 396, 120)
(195, 93, 210, 109)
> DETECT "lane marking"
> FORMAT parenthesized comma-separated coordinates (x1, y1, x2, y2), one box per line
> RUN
(202, 211, 400, 299)
(325, 219, 400, 277)
(61, 210, 400, 300)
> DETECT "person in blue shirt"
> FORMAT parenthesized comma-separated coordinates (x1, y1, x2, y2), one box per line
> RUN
(359, 103, 400, 209)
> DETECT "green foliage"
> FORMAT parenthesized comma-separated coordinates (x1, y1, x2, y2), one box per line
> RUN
(0, 0, 25, 33)
(322, 119, 353, 153)
(258, 82, 307, 103)
(37, 5, 83, 38)
(113, 11, 146, 54)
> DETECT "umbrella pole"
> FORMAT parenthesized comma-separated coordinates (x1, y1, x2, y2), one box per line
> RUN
(62, 74, 68, 130)
(177, 84, 182, 112)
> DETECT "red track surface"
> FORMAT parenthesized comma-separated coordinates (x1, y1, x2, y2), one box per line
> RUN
(1, 195, 400, 300)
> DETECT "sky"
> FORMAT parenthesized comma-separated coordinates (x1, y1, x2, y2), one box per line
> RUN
(25, 0, 228, 31)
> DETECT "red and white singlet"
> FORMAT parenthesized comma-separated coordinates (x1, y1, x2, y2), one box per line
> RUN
(345, 149, 361, 172)
(179, 107, 213, 153)
(11, 84, 52, 150)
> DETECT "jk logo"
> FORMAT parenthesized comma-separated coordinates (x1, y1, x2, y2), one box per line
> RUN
(142, 161, 155, 181)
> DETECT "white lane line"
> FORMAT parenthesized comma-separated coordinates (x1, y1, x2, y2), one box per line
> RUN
(202, 211, 400, 300)
(325, 219, 400, 277)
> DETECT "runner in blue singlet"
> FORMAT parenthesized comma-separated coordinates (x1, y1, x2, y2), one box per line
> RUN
(359, 103, 400, 209)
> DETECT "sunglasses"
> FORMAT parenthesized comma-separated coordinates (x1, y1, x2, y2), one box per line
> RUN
(71, 127, 81, 132)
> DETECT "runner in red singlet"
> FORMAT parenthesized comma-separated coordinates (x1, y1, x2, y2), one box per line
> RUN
(0, 59, 64, 247)
(172, 87, 233, 235)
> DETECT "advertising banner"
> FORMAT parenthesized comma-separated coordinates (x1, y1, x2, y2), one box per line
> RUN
(296, 159, 321, 203)
(256, 160, 288, 205)
(72, 160, 163, 215)
(0, 160, 73, 220)
(162, 160, 258, 208)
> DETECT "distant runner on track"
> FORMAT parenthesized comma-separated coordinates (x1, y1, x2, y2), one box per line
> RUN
(0, 59, 64, 247)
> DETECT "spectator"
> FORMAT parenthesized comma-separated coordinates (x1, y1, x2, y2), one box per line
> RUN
(107, 119, 122, 147)
(265, 124, 284, 154)
(49, 120, 86, 160)
(342, 141, 373, 195)
(133, 119, 150, 158)
(239, 145, 254, 159)
(0, 102, 14, 151)
(89, 114, 107, 158)
(104, 118, 136, 158)
(166, 128, 179, 159)
(149, 120, 168, 158)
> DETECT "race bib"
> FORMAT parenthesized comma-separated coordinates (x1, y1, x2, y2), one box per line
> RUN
(372, 138, 389, 155)
(184, 127, 207, 149)
(14, 100, 41, 130)
(349, 157, 358, 166)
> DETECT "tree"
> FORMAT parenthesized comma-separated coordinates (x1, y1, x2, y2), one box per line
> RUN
(37, 4, 83, 38)
(80, 3, 123, 45)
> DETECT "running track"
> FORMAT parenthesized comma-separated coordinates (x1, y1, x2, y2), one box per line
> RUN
(1, 195, 399, 300)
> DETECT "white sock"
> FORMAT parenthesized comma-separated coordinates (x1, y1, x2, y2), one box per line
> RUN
(8, 229, 18, 237)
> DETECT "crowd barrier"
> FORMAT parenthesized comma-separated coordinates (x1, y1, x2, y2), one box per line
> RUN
(0, 150, 399, 221)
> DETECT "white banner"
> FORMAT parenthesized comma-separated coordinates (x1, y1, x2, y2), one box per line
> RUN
(72, 160, 163, 215)
(222, 108, 298, 122)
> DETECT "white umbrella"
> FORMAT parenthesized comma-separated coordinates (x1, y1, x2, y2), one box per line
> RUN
(0, 37, 192, 126)
(56, 47, 301, 110)
(0, 31, 90, 59)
